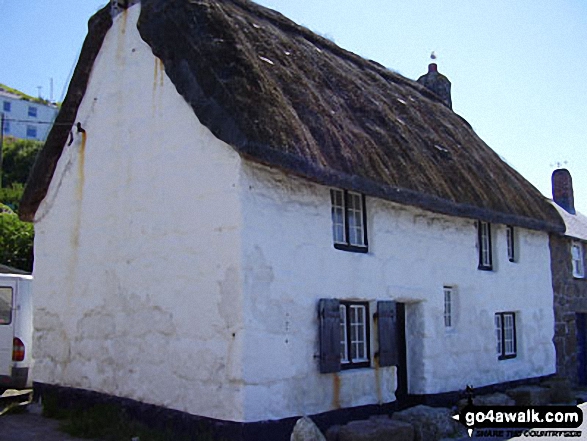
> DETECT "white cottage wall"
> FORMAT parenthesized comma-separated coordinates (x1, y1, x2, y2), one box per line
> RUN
(32, 5, 247, 422)
(239, 162, 555, 421)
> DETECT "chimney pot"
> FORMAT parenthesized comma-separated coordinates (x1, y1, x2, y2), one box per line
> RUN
(428, 63, 438, 73)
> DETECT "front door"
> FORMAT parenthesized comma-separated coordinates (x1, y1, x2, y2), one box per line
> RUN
(0, 284, 15, 377)
(395, 302, 408, 400)
(577, 313, 587, 385)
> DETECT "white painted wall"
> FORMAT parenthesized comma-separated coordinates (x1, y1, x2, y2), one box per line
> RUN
(30, 2, 556, 425)
(238, 162, 555, 420)
(32, 5, 247, 422)
(1, 91, 58, 141)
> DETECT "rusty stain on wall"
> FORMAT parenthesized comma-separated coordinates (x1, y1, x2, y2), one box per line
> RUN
(332, 373, 341, 410)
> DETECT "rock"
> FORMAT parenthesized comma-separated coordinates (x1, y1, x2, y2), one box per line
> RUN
(290, 417, 327, 441)
(457, 392, 515, 410)
(506, 386, 551, 406)
(338, 419, 414, 441)
(541, 377, 574, 403)
(392, 405, 463, 441)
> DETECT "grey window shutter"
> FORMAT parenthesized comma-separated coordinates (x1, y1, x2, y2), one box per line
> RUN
(318, 298, 341, 373)
(377, 300, 398, 367)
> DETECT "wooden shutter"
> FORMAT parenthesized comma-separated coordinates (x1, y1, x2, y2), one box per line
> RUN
(318, 298, 341, 373)
(377, 301, 398, 367)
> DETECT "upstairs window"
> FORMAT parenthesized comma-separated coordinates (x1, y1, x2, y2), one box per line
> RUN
(28, 106, 37, 117)
(495, 312, 517, 359)
(506, 225, 516, 262)
(3, 101, 10, 112)
(572, 242, 585, 279)
(478, 221, 493, 270)
(443, 286, 454, 329)
(330, 189, 368, 253)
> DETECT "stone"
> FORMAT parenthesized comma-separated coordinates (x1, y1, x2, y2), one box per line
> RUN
(290, 417, 327, 441)
(392, 405, 463, 441)
(457, 392, 515, 410)
(506, 386, 552, 406)
(541, 377, 574, 403)
(338, 419, 414, 441)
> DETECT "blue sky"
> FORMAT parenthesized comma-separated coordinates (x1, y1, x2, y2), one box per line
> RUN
(1, 1, 586, 212)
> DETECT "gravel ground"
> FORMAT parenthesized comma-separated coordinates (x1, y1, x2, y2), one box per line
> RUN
(0, 403, 85, 441)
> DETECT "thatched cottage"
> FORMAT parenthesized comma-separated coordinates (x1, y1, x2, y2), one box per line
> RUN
(20, 0, 564, 437)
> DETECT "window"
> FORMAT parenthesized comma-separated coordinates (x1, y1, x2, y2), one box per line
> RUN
(3, 101, 10, 112)
(330, 189, 367, 252)
(572, 242, 585, 279)
(3, 120, 9, 133)
(26, 125, 37, 138)
(495, 312, 516, 359)
(0, 287, 13, 325)
(28, 106, 37, 117)
(319, 299, 397, 373)
(339, 302, 370, 368)
(478, 221, 493, 270)
(443, 286, 454, 329)
(506, 225, 515, 262)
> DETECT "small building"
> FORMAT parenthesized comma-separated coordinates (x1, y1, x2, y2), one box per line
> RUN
(19, 0, 564, 437)
(1, 86, 59, 141)
(550, 169, 587, 385)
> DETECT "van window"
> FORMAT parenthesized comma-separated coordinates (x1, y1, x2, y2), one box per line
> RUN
(0, 287, 13, 325)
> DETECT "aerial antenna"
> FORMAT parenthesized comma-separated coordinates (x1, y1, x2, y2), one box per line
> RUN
(550, 161, 569, 169)
(36, 86, 43, 99)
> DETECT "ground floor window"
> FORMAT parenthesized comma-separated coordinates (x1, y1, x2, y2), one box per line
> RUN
(339, 302, 370, 368)
(495, 312, 516, 359)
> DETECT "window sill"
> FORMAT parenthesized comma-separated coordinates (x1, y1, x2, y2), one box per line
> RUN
(341, 361, 371, 370)
(478, 265, 493, 271)
(498, 354, 517, 361)
(334, 243, 368, 254)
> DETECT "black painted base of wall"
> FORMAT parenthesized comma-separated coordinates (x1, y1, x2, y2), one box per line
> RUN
(34, 375, 553, 441)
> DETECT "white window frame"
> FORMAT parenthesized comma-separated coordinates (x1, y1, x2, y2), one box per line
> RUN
(495, 312, 517, 359)
(478, 221, 492, 270)
(330, 189, 367, 252)
(572, 242, 585, 279)
(0, 286, 13, 325)
(3, 101, 10, 112)
(28, 106, 37, 118)
(443, 286, 454, 329)
(339, 301, 370, 368)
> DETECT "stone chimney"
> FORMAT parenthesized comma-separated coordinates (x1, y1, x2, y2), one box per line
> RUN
(417, 63, 452, 109)
(552, 168, 575, 214)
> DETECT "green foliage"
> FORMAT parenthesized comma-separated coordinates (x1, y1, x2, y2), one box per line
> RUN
(0, 210, 34, 272)
(0, 183, 24, 212)
(1, 137, 43, 188)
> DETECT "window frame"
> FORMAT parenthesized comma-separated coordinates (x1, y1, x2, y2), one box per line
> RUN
(478, 221, 493, 271)
(443, 286, 454, 329)
(26, 125, 37, 139)
(330, 189, 368, 253)
(3, 101, 11, 112)
(572, 242, 585, 279)
(506, 225, 516, 263)
(28, 106, 37, 118)
(495, 312, 517, 360)
(339, 301, 371, 370)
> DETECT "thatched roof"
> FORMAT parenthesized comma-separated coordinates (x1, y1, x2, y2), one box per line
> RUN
(19, 0, 564, 233)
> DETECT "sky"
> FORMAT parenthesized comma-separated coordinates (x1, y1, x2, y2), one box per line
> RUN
(1, 1, 586, 212)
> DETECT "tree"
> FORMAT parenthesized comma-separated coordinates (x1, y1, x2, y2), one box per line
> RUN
(1, 137, 43, 188)
(0, 204, 34, 272)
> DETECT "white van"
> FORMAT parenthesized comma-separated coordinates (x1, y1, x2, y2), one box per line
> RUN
(0, 269, 33, 389)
